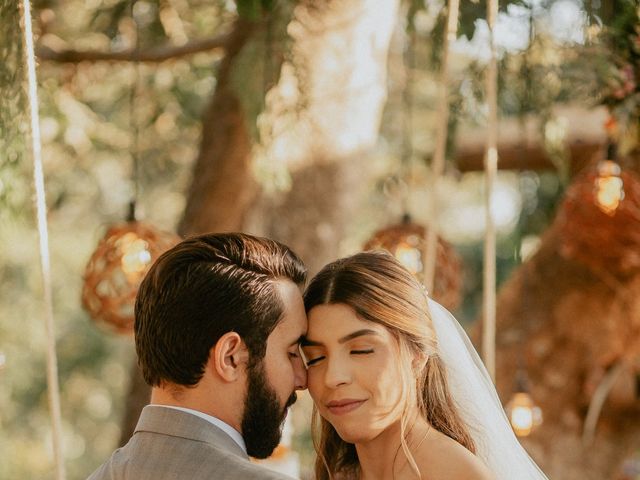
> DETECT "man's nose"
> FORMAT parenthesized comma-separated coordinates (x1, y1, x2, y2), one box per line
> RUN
(294, 355, 307, 390)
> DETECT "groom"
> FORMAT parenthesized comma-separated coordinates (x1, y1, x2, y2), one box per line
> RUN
(88, 233, 308, 480)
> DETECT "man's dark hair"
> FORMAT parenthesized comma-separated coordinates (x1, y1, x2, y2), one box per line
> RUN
(134, 232, 307, 387)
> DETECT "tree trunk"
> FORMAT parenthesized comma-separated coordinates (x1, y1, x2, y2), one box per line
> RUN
(119, 0, 401, 445)
(178, 19, 258, 236)
(248, 0, 400, 272)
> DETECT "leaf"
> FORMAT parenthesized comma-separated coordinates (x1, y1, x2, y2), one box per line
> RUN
(237, 0, 262, 20)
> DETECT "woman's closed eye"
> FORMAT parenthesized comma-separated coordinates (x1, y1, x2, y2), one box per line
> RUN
(305, 355, 325, 367)
(305, 349, 374, 367)
(351, 348, 374, 355)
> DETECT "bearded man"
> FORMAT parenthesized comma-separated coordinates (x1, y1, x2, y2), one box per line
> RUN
(88, 233, 308, 480)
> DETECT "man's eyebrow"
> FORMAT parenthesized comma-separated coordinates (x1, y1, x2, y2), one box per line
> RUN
(301, 329, 379, 347)
(289, 335, 305, 347)
(300, 336, 320, 347)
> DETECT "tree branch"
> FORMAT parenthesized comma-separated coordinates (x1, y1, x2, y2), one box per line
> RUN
(36, 33, 231, 63)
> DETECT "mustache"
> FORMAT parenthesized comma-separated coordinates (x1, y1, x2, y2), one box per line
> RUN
(285, 392, 297, 410)
(279, 392, 298, 425)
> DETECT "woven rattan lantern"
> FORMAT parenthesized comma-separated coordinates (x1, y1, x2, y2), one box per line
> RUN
(82, 219, 179, 334)
(557, 153, 640, 280)
(363, 217, 463, 311)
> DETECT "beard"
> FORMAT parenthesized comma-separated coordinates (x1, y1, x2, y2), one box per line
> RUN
(241, 359, 298, 459)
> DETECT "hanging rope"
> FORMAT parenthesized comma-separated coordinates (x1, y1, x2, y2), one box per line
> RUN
(20, 1, 66, 478)
(129, 0, 140, 220)
(483, 0, 499, 382)
(400, 26, 415, 217)
(423, 0, 460, 293)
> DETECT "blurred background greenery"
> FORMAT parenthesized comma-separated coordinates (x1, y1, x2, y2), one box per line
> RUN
(2, 0, 638, 478)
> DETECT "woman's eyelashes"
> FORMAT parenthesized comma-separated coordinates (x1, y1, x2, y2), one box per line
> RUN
(305, 355, 325, 367)
(351, 349, 374, 355)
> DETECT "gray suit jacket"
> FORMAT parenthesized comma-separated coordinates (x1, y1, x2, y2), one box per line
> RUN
(87, 405, 296, 480)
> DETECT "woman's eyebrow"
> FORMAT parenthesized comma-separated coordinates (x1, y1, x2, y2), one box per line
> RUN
(337, 329, 379, 344)
(301, 328, 379, 347)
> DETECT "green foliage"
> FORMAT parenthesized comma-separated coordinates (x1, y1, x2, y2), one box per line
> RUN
(408, 0, 530, 69)
(593, 0, 640, 145)
(236, 0, 281, 20)
(0, 220, 135, 479)
(231, 0, 295, 141)
(0, 0, 30, 221)
(237, 0, 265, 20)
(0, 1, 240, 478)
(3, 0, 638, 478)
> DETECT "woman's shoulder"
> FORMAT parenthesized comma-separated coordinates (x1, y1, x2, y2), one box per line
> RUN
(415, 429, 495, 480)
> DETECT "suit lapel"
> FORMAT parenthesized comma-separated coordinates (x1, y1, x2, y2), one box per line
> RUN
(135, 405, 249, 460)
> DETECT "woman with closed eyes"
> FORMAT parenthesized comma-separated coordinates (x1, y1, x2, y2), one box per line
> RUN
(301, 251, 549, 480)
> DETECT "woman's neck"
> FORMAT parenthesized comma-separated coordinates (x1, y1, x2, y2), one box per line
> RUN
(355, 414, 431, 480)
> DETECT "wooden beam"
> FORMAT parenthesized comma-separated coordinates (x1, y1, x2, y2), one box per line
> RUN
(455, 140, 604, 174)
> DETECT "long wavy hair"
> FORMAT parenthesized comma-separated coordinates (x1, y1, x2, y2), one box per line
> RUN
(303, 251, 475, 480)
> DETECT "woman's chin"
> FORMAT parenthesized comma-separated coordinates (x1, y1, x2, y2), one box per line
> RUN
(332, 423, 380, 444)
(336, 430, 372, 444)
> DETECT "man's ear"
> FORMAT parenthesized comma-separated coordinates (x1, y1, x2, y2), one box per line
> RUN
(210, 332, 249, 382)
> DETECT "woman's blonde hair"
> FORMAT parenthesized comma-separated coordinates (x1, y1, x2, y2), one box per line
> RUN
(303, 251, 475, 480)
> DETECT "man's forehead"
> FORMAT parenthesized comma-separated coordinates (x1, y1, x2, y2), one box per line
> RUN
(272, 279, 308, 340)
(269, 317, 307, 349)
(276, 309, 307, 338)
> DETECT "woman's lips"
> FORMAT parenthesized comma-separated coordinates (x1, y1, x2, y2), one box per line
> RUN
(325, 399, 366, 415)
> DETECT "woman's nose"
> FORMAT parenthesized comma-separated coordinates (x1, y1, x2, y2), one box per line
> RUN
(324, 356, 351, 388)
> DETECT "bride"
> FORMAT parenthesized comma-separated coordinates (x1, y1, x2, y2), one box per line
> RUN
(300, 251, 548, 480)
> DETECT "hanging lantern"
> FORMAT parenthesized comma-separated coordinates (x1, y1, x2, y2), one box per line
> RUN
(557, 148, 640, 280)
(505, 391, 543, 437)
(504, 367, 543, 437)
(82, 219, 180, 334)
(80, 18, 182, 335)
(594, 160, 625, 215)
(363, 217, 463, 311)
